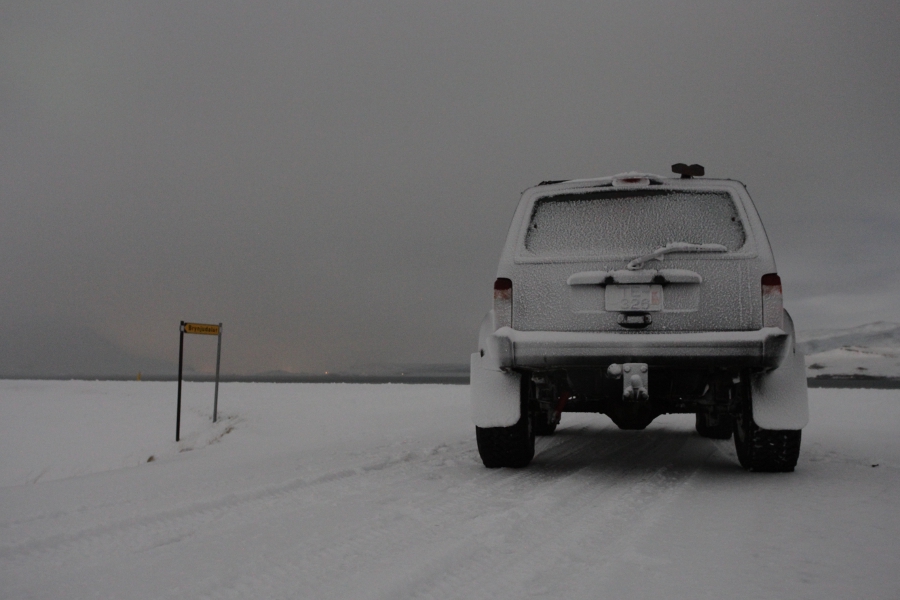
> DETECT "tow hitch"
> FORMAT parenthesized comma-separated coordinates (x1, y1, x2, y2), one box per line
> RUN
(608, 363, 650, 402)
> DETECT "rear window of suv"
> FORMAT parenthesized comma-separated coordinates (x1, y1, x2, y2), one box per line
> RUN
(523, 189, 746, 257)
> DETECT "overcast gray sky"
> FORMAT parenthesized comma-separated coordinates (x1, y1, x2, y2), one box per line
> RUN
(2, 1, 899, 375)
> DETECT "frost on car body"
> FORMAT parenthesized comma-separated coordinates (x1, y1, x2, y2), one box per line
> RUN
(472, 168, 808, 471)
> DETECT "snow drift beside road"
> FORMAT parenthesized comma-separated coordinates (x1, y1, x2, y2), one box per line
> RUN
(1, 381, 898, 599)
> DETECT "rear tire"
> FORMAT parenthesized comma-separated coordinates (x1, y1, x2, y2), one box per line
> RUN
(695, 412, 733, 439)
(733, 389, 801, 472)
(476, 379, 535, 468)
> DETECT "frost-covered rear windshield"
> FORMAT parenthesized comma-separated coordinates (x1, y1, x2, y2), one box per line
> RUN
(523, 189, 746, 257)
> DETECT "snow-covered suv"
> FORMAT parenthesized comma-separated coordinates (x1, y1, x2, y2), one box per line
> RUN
(471, 166, 808, 472)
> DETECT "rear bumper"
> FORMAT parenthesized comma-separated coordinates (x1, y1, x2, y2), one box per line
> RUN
(491, 326, 790, 370)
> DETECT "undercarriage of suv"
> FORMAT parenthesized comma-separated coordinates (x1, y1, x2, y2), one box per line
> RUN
(524, 365, 748, 431)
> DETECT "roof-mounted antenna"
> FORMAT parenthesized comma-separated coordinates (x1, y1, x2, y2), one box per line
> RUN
(672, 163, 705, 179)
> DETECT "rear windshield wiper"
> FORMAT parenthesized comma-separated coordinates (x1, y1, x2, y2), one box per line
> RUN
(626, 242, 728, 270)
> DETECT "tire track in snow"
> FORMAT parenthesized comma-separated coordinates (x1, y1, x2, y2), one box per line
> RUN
(182, 458, 528, 599)
(385, 430, 703, 600)
(0, 442, 466, 566)
(4, 422, 714, 600)
(175, 424, 685, 600)
(140, 424, 627, 599)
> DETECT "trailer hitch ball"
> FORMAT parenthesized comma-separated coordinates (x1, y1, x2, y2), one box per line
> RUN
(622, 363, 649, 402)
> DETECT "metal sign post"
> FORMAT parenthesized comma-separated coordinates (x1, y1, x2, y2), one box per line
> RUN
(176, 321, 223, 442)
(213, 324, 222, 422)
(177, 322, 185, 442)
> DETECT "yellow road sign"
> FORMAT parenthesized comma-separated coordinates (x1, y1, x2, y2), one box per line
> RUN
(184, 322, 220, 335)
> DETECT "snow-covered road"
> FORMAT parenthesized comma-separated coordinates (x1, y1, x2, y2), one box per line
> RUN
(1, 382, 898, 599)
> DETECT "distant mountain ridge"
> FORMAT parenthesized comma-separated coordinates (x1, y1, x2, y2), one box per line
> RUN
(798, 322, 900, 380)
(796, 321, 900, 355)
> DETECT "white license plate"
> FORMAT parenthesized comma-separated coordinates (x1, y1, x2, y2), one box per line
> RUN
(605, 285, 663, 312)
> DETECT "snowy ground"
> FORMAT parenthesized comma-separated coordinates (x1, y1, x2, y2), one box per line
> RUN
(1, 381, 898, 599)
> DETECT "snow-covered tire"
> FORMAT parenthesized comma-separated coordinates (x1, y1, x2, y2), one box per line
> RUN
(695, 412, 733, 439)
(475, 381, 535, 468)
(733, 396, 801, 472)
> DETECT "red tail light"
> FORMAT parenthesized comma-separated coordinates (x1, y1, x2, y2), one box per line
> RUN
(761, 273, 783, 329)
(493, 278, 512, 328)
(493, 277, 512, 298)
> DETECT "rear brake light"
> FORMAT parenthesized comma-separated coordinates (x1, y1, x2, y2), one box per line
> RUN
(761, 273, 783, 329)
(494, 278, 512, 328)
(612, 176, 650, 187)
